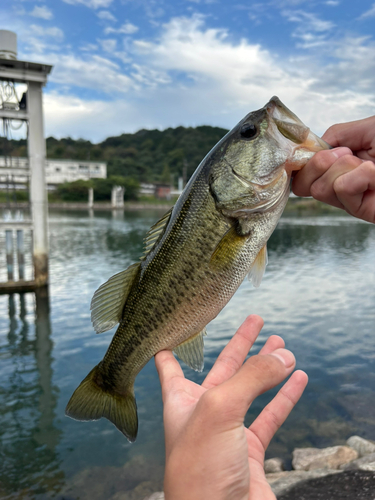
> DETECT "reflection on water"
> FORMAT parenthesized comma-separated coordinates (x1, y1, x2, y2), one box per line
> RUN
(0, 289, 63, 498)
(0, 209, 375, 498)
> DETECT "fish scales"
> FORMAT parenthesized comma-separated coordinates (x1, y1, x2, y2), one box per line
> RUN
(102, 175, 230, 384)
(66, 97, 330, 441)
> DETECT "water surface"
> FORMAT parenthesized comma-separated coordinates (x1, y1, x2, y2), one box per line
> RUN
(0, 209, 374, 499)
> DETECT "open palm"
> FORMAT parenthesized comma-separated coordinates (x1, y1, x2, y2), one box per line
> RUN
(155, 315, 308, 500)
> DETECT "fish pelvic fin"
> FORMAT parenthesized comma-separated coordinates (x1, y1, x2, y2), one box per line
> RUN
(248, 244, 268, 288)
(65, 365, 138, 442)
(174, 328, 207, 372)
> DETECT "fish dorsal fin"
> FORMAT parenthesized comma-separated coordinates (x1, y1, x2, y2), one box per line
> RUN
(173, 328, 207, 372)
(142, 207, 173, 258)
(209, 226, 247, 272)
(248, 244, 268, 288)
(91, 263, 140, 333)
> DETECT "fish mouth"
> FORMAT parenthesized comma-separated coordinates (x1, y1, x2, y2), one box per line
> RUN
(266, 96, 331, 172)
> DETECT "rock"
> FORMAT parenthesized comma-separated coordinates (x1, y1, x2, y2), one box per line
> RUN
(143, 493, 165, 500)
(264, 457, 284, 473)
(277, 470, 375, 500)
(267, 469, 342, 497)
(340, 453, 375, 471)
(346, 436, 375, 458)
(292, 446, 358, 471)
(360, 463, 375, 472)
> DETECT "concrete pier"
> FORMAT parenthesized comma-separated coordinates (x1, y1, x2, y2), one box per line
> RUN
(0, 30, 52, 294)
(28, 80, 49, 285)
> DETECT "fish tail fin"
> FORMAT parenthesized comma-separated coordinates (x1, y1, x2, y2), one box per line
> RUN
(65, 365, 138, 442)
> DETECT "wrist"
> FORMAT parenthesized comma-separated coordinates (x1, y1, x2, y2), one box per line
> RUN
(164, 443, 250, 500)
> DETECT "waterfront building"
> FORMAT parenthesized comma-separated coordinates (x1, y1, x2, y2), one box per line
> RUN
(0, 156, 107, 188)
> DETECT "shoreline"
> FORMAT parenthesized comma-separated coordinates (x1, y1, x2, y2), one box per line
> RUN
(144, 435, 375, 500)
(48, 201, 174, 211)
(0, 197, 345, 214)
(48, 198, 344, 215)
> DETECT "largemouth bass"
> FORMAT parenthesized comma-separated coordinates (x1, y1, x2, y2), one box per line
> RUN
(66, 97, 330, 441)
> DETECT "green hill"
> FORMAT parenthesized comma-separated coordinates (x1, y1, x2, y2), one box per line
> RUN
(0, 125, 229, 185)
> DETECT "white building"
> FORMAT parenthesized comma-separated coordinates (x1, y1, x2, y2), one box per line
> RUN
(45, 159, 106, 184)
(0, 156, 107, 186)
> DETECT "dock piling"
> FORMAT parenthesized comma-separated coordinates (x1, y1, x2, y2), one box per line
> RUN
(17, 229, 25, 280)
(5, 229, 14, 281)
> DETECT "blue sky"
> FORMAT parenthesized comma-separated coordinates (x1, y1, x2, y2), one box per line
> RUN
(2, 0, 375, 142)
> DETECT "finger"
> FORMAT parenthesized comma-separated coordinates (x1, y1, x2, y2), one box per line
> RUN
(202, 315, 264, 390)
(309, 154, 363, 209)
(323, 116, 375, 155)
(155, 350, 185, 395)
(334, 160, 375, 222)
(198, 349, 296, 426)
(258, 335, 285, 356)
(249, 370, 308, 451)
(292, 148, 352, 197)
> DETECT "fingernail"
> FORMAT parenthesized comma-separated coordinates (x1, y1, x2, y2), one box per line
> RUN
(270, 349, 295, 368)
(330, 147, 352, 159)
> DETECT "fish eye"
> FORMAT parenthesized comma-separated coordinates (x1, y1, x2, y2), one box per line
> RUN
(240, 123, 257, 139)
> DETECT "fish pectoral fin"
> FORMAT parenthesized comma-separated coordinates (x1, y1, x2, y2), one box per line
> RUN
(173, 328, 207, 372)
(142, 207, 173, 258)
(247, 244, 268, 288)
(209, 225, 247, 272)
(91, 262, 140, 334)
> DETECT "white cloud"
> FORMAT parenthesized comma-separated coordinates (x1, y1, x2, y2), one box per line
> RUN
(132, 15, 289, 102)
(97, 10, 116, 21)
(316, 36, 375, 93)
(104, 22, 139, 35)
(295, 33, 329, 49)
(282, 10, 335, 48)
(325, 1, 339, 5)
(80, 42, 99, 51)
(43, 93, 152, 141)
(358, 3, 375, 19)
(271, 0, 311, 6)
(99, 38, 117, 52)
(46, 53, 133, 93)
(25, 14, 374, 142)
(30, 24, 64, 41)
(62, 0, 113, 9)
(283, 10, 335, 32)
(131, 64, 171, 87)
(30, 6, 54, 20)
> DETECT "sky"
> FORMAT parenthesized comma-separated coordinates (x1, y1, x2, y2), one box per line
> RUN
(2, 0, 375, 143)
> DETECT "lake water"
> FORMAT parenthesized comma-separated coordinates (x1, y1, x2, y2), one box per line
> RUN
(0, 208, 375, 499)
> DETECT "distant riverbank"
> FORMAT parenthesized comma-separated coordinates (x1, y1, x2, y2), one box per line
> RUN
(46, 197, 343, 216)
(0, 197, 344, 215)
(48, 201, 173, 211)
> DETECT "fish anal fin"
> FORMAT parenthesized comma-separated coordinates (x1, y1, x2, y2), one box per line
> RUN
(65, 365, 138, 442)
(174, 328, 207, 372)
(91, 263, 140, 334)
(248, 244, 268, 288)
(142, 207, 173, 258)
(209, 226, 247, 272)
